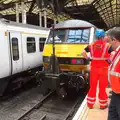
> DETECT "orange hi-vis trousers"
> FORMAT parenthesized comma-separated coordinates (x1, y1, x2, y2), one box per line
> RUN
(87, 66, 108, 108)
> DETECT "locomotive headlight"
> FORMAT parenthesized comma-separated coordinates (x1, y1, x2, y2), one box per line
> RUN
(43, 56, 50, 63)
(71, 59, 84, 65)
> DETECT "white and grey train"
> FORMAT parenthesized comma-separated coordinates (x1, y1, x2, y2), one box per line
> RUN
(0, 19, 49, 96)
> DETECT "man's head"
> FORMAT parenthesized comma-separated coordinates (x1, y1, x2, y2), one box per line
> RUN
(95, 29, 105, 39)
(104, 36, 110, 43)
(104, 29, 113, 43)
(107, 27, 120, 50)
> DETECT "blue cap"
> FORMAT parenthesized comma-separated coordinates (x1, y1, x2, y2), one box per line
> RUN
(95, 29, 105, 38)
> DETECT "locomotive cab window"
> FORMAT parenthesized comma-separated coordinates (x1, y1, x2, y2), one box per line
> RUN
(47, 29, 66, 43)
(27, 37, 36, 53)
(39, 38, 46, 51)
(12, 38, 19, 61)
(47, 28, 90, 44)
(67, 29, 90, 43)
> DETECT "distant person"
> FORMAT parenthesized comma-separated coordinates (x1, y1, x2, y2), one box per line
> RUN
(81, 29, 111, 109)
(104, 29, 113, 43)
(107, 27, 120, 120)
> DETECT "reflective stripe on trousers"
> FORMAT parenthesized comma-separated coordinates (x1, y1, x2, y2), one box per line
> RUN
(87, 66, 108, 107)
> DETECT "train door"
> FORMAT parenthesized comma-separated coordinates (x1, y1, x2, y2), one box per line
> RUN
(10, 32, 23, 74)
(39, 37, 46, 52)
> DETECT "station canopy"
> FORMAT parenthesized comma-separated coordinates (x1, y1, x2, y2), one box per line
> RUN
(0, 0, 119, 29)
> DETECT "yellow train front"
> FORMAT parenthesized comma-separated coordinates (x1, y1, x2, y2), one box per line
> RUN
(40, 20, 96, 98)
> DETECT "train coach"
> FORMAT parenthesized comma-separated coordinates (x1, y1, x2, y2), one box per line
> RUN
(38, 19, 96, 98)
(0, 19, 49, 96)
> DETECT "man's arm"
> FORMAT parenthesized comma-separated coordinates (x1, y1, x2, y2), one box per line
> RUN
(81, 46, 90, 59)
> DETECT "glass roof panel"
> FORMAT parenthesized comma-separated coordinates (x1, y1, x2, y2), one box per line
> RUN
(93, 0, 120, 27)
(0, 0, 119, 28)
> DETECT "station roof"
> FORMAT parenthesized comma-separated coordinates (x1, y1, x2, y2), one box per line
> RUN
(0, 0, 119, 29)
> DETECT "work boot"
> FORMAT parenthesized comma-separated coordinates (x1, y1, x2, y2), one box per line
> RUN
(109, 91, 112, 99)
(109, 91, 112, 94)
(100, 105, 108, 110)
(87, 103, 93, 109)
(88, 106, 93, 109)
(108, 94, 112, 98)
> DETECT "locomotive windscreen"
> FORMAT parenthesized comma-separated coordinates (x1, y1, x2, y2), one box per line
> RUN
(47, 28, 90, 44)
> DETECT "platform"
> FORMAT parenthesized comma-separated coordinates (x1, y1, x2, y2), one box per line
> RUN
(73, 87, 111, 120)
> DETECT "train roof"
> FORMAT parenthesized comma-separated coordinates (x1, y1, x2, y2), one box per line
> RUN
(54, 19, 95, 29)
(0, 18, 49, 31)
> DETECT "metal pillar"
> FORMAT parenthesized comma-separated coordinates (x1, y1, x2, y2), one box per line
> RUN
(16, 3, 19, 23)
(44, 9, 47, 28)
(21, 2, 27, 24)
(54, 18, 56, 25)
(39, 10, 42, 27)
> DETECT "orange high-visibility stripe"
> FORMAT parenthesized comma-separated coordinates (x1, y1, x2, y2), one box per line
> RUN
(109, 47, 120, 93)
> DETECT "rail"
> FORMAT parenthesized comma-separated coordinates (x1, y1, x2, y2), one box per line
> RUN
(17, 91, 55, 120)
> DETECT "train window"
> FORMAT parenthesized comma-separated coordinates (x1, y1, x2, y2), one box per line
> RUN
(67, 29, 90, 43)
(39, 38, 46, 52)
(12, 38, 19, 61)
(47, 30, 66, 43)
(27, 37, 36, 53)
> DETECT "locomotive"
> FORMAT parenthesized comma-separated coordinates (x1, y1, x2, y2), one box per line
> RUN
(38, 19, 96, 98)
(0, 19, 49, 96)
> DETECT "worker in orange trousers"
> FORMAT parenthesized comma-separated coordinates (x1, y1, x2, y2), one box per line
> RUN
(81, 29, 111, 109)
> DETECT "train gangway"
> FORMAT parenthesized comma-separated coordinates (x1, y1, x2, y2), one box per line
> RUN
(73, 87, 111, 120)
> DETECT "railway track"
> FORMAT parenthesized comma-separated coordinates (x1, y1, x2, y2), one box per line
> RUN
(0, 84, 86, 120)
(17, 91, 55, 120)
(0, 85, 44, 120)
(16, 91, 85, 120)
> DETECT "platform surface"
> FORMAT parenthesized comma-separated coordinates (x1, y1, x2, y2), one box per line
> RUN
(87, 88, 111, 120)
(72, 87, 111, 120)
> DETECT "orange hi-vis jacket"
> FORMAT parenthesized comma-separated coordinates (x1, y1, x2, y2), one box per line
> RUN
(109, 46, 120, 93)
(89, 39, 110, 67)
